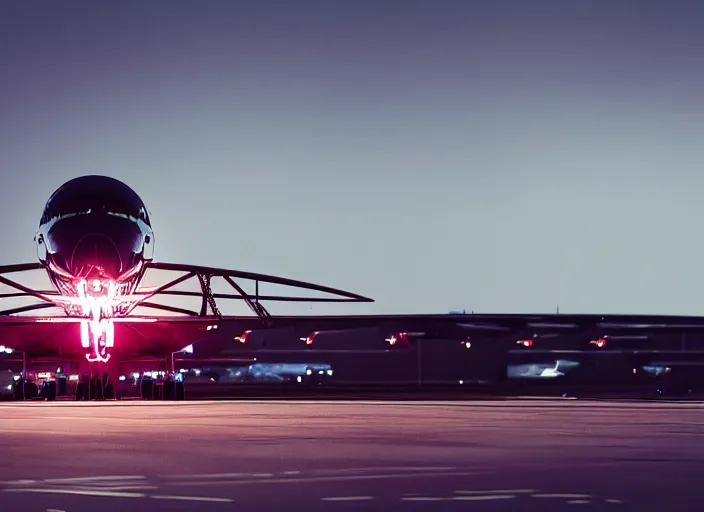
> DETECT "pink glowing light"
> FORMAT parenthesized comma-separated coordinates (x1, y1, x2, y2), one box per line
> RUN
(76, 278, 119, 363)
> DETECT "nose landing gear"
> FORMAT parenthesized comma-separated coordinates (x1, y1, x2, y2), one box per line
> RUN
(74, 372, 116, 401)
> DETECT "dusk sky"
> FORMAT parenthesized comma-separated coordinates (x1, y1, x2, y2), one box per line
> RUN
(1, 0, 704, 315)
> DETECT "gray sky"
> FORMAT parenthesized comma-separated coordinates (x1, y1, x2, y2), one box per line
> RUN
(1, 0, 704, 315)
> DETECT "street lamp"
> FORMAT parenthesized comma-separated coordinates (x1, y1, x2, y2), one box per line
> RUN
(1, 345, 26, 400)
(171, 344, 194, 373)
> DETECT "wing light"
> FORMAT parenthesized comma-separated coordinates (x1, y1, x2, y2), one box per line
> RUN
(300, 331, 320, 345)
(235, 330, 252, 343)
(589, 337, 607, 348)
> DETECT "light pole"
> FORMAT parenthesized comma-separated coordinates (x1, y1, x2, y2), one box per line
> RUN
(416, 339, 422, 386)
(1, 346, 26, 400)
(171, 344, 194, 373)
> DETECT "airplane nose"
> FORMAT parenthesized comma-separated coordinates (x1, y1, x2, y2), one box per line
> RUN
(70, 234, 123, 280)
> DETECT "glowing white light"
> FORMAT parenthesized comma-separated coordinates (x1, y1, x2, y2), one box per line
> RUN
(104, 320, 114, 348)
(118, 375, 126, 381)
(182, 344, 194, 354)
(80, 321, 90, 348)
(76, 279, 119, 363)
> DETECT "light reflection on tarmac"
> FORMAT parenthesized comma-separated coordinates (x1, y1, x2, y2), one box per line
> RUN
(0, 399, 702, 510)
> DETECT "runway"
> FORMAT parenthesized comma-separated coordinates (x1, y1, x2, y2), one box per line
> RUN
(0, 400, 702, 510)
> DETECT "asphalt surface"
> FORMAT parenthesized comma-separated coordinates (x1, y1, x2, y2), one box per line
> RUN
(0, 399, 702, 511)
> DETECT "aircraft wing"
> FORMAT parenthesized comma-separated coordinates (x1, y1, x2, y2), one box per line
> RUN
(2, 261, 704, 359)
(210, 311, 704, 346)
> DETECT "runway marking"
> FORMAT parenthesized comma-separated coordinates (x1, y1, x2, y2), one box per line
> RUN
(160, 473, 256, 480)
(5, 488, 232, 504)
(76, 485, 158, 491)
(159, 466, 459, 481)
(42, 475, 145, 484)
(531, 493, 593, 499)
(151, 494, 233, 503)
(453, 495, 516, 501)
(568, 500, 590, 504)
(606, 498, 624, 504)
(4, 488, 146, 499)
(165, 470, 486, 487)
(312, 466, 457, 474)
(321, 496, 375, 502)
(455, 489, 536, 494)
(46, 509, 66, 512)
(402, 495, 516, 502)
(158, 472, 274, 481)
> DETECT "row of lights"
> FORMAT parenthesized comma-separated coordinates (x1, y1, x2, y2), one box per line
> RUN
(220, 329, 610, 349)
(517, 337, 608, 348)
(230, 330, 475, 347)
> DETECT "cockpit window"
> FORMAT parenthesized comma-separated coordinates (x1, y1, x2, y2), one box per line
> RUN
(40, 176, 151, 227)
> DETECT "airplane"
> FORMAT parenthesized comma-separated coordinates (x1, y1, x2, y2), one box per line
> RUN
(1, 175, 704, 400)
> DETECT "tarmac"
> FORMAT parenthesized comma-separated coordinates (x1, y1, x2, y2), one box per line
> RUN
(0, 398, 702, 510)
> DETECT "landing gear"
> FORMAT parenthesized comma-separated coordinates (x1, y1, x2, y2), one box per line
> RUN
(139, 373, 185, 401)
(74, 373, 117, 401)
(39, 380, 57, 401)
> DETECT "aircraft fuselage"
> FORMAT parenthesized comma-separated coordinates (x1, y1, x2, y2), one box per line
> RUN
(34, 176, 155, 363)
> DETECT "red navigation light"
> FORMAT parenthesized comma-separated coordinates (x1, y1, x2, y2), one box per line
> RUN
(300, 331, 320, 345)
(590, 337, 607, 348)
(235, 330, 252, 344)
(517, 339, 533, 347)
